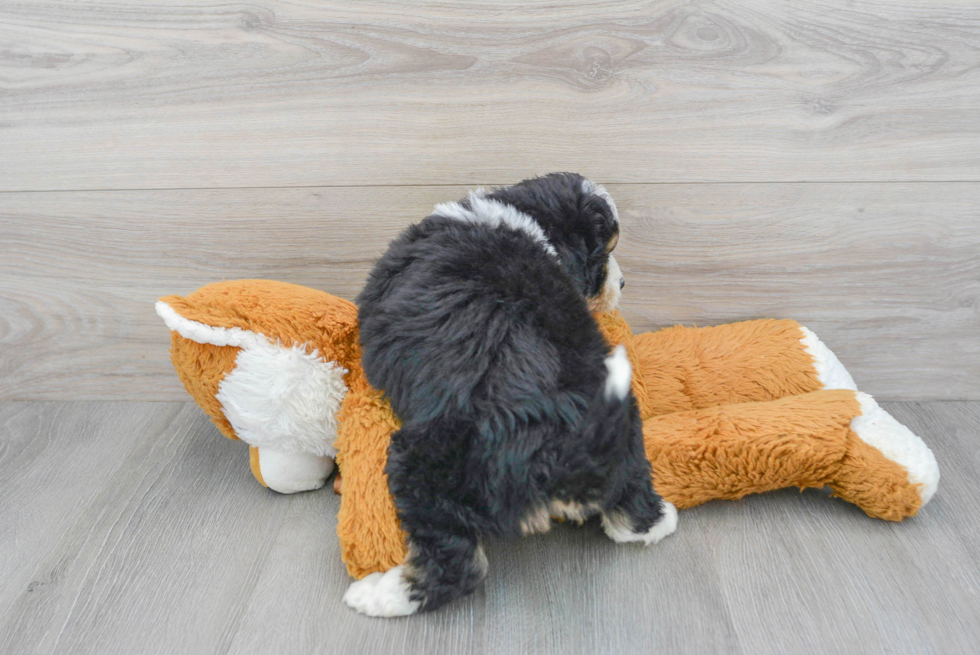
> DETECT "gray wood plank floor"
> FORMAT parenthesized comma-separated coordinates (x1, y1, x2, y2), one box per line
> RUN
(1, 400, 975, 655)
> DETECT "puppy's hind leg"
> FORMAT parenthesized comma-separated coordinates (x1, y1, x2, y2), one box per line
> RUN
(344, 506, 487, 617)
(602, 471, 678, 545)
(344, 420, 488, 616)
(342, 564, 420, 618)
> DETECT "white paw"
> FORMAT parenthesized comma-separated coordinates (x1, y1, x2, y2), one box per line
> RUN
(851, 393, 940, 505)
(343, 566, 421, 618)
(602, 501, 678, 545)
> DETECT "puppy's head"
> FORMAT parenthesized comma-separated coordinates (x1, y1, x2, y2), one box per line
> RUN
(484, 173, 624, 312)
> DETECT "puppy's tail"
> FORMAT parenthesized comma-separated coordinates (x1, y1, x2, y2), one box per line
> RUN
(562, 346, 635, 471)
(601, 345, 633, 404)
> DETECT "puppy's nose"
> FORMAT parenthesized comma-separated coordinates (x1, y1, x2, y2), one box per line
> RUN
(619, 278, 626, 290)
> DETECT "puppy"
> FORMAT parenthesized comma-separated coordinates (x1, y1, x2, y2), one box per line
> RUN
(347, 173, 677, 617)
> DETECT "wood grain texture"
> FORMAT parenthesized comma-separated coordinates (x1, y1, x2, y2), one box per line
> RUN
(0, 403, 286, 655)
(2, 0, 979, 191)
(0, 400, 974, 654)
(698, 400, 980, 655)
(228, 490, 489, 655)
(1, 183, 977, 401)
(0, 402, 184, 623)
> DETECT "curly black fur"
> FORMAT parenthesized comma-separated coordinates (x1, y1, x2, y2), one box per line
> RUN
(356, 173, 667, 613)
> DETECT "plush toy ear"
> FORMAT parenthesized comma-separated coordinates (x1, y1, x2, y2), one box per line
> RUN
(157, 296, 245, 442)
(160, 279, 362, 374)
(157, 293, 255, 339)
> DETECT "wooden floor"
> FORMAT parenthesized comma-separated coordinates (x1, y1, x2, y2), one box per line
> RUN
(0, 400, 975, 654)
(3, 1, 979, 653)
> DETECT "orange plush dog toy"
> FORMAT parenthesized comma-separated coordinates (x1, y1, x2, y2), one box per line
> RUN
(158, 279, 939, 580)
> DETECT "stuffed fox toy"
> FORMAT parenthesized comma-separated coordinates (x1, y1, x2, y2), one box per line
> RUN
(158, 279, 939, 579)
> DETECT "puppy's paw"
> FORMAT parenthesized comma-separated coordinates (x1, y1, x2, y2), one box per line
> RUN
(343, 565, 421, 618)
(602, 501, 678, 545)
(643, 501, 678, 544)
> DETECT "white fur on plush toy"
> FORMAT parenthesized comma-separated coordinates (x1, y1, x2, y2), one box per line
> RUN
(156, 300, 346, 493)
(799, 324, 939, 507)
(215, 338, 346, 457)
(851, 393, 940, 505)
(256, 449, 336, 494)
(799, 326, 858, 391)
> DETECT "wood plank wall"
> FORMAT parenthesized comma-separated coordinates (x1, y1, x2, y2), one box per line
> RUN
(1, 0, 978, 400)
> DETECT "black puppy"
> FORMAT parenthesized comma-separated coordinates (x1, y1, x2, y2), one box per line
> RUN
(345, 173, 677, 617)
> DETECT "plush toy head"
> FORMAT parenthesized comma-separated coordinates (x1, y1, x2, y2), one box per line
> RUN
(157, 280, 362, 493)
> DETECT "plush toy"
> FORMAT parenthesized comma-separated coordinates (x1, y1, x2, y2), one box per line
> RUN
(157, 279, 939, 580)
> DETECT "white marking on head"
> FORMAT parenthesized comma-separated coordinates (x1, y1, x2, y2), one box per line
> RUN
(434, 192, 558, 258)
(604, 345, 632, 400)
(581, 178, 620, 225)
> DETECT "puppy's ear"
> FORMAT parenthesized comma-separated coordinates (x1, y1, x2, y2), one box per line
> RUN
(581, 190, 619, 254)
(604, 232, 619, 254)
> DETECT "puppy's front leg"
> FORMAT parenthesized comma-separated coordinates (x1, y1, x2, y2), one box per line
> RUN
(601, 472, 678, 545)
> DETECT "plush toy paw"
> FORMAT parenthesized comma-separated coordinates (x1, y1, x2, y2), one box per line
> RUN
(251, 447, 335, 494)
(343, 565, 421, 618)
(829, 392, 939, 521)
(601, 501, 678, 545)
(850, 392, 939, 505)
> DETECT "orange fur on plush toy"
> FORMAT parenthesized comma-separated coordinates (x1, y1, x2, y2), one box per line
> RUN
(158, 280, 940, 580)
